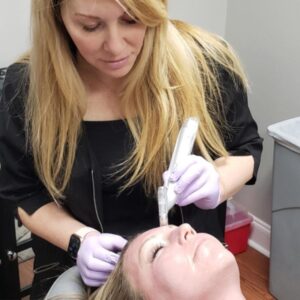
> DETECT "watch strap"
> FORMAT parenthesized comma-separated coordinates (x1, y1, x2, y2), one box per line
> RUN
(74, 227, 98, 241)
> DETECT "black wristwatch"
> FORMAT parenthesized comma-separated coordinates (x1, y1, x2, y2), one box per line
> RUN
(67, 227, 97, 260)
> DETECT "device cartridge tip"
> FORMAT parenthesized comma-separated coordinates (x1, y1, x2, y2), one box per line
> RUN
(158, 186, 168, 226)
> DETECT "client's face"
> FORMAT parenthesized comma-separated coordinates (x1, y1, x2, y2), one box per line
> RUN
(123, 224, 239, 300)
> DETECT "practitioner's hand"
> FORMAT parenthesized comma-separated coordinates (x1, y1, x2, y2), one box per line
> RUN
(76, 232, 127, 286)
(163, 155, 221, 209)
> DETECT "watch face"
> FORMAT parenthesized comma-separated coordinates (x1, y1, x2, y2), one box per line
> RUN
(68, 234, 81, 260)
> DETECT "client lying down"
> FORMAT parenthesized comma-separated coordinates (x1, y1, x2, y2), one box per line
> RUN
(46, 224, 245, 300)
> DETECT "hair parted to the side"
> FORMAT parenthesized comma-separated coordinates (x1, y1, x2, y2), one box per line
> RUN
(20, 0, 248, 201)
(21, 0, 86, 202)
(114, 0, 248, 195)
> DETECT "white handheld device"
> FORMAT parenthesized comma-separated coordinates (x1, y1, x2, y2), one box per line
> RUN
(158, 117, 199, 226)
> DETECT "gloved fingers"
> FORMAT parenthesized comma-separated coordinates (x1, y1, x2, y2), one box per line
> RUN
(79, 233, 102, 251)
(84, 279, 104, 287)
(93, 247, 121, 265)
(81, 274, 109, 287)
(185, 183, 220, 209)
(80, 254, 116, 271)
(174, 162, 208, 194)
(80, 265, 112, 281)
(195, 193, 220, 209)
(99, 234, 127, 252)
(162, 170, 170, 184)
(78, 259, 114, 287)
(169, 155, 198, 182)
(176, 175, 207, 201)
(176, 162, 219, 199)
(184, 187, 209, 204)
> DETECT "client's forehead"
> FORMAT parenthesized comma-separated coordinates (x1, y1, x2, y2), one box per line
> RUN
(136, 225, 175, 243)
(128, 227, 164, 253)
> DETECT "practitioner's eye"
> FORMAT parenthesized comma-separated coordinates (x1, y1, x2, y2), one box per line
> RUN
(121, 14, 138, 25)
(82, 23, 102, 32)
(150, 243, 165, 262)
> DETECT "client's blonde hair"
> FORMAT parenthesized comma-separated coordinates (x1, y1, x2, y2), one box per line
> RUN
(90, 242, 143, 300)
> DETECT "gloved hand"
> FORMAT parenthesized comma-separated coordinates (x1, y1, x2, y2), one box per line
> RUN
(76, 232, 127, 286)
(163, 155, 221, 209)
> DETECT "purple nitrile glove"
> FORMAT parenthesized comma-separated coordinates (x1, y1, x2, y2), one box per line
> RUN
(163, 155, 221, 210)
(76, 232, 127, 287)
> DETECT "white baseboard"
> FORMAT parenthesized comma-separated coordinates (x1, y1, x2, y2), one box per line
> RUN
(248, 214, 271, 257)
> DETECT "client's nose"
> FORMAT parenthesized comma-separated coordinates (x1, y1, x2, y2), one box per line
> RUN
(178, 223, 196, 244)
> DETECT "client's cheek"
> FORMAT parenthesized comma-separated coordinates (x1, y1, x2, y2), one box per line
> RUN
(196, 239, 224, 261)
(152, 255, 193, 295)
(214, 249, 236, 270)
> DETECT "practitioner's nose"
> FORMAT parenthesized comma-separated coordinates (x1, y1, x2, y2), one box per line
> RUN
(103, 24, 125, 56)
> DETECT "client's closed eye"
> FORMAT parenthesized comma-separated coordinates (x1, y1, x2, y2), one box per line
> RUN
(150, 243, 164, 262)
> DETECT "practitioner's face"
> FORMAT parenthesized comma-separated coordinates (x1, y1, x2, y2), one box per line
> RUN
(60, 0, 146, 79)
(124, 224, 239, 300)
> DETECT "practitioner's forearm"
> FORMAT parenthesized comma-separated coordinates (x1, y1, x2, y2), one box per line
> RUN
(215, 155, 255, 203)
(18, 202, 88, 251)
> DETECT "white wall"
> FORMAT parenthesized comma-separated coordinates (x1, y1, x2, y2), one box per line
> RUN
(168, 0, 228, 37)
(0, 0, 31, 67)
(225, 0, 300, 227)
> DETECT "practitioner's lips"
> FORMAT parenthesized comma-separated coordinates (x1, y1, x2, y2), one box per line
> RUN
(101, 56, 130, 70)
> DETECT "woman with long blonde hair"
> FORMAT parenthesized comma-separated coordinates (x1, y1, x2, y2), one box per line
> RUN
(46, 224, 245, 300)
(0, 0, 262, 298)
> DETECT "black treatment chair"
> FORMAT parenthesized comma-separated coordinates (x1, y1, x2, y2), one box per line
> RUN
(0, 67, 33, 299)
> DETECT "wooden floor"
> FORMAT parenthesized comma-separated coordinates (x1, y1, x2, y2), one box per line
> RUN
(19, 246, 276, 299)
(235, 247, 276, 299)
